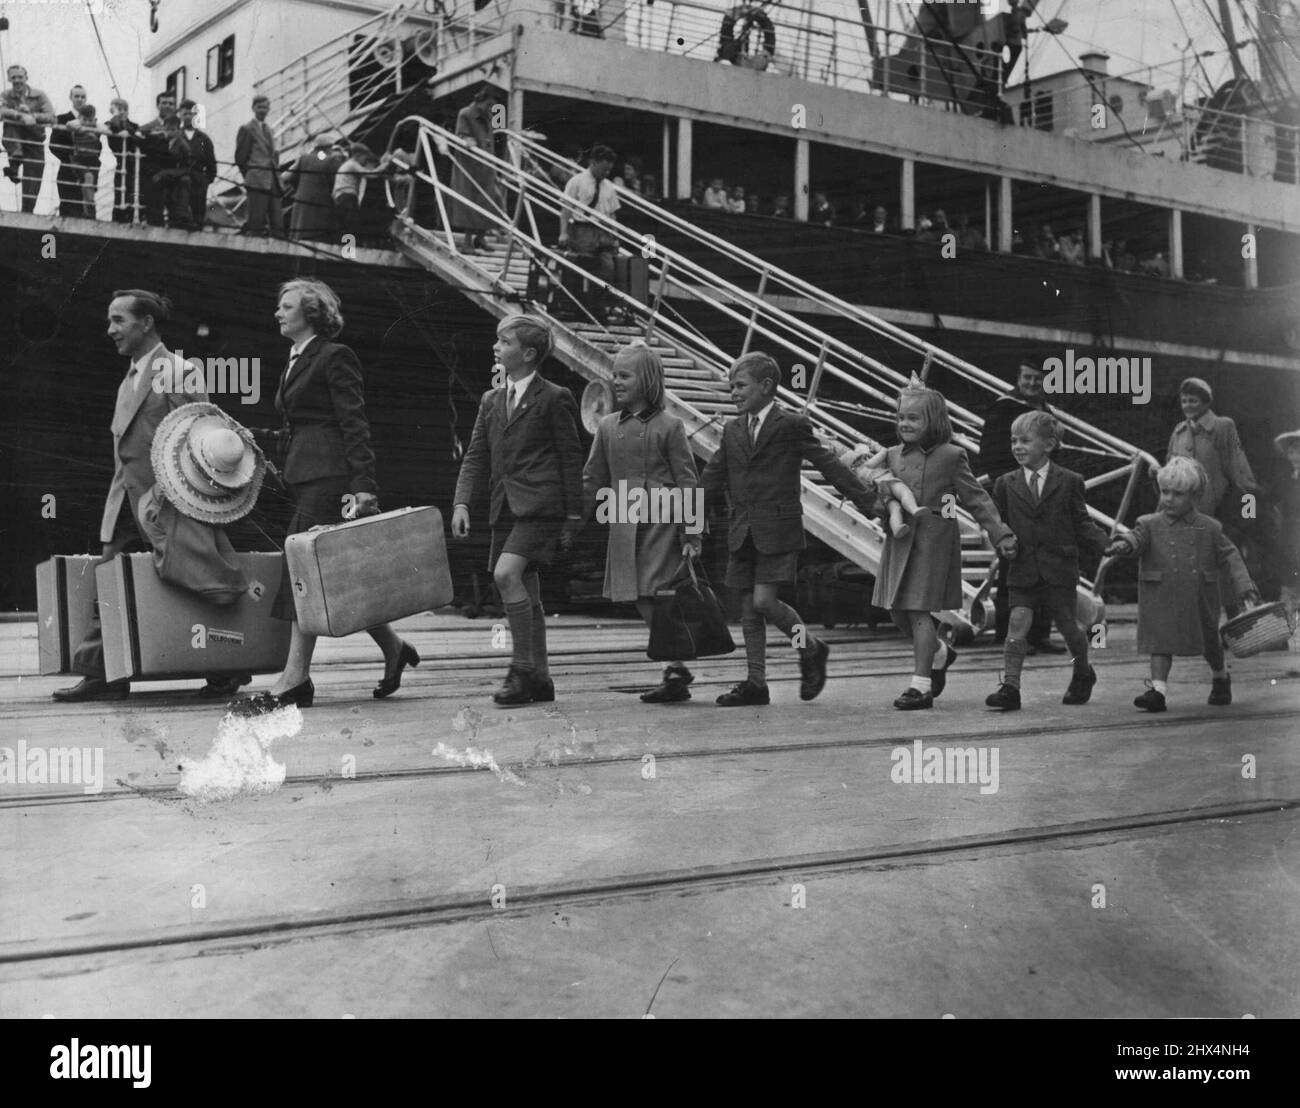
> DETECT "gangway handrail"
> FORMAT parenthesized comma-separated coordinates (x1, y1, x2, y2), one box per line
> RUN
(394, 118, 1001, 449)
(504, 129, 1163, 473)
(383, 114, 1155, 583)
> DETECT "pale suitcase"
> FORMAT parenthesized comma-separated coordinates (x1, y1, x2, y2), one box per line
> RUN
(35, 555, 100, 675)
(97, 553, 291, 682)
(284, 506, 453, 637)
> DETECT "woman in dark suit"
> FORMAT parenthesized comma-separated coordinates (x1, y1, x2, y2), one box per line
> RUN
(252, 278, 418, 706)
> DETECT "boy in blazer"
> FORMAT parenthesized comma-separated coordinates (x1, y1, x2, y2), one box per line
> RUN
(986, 410, 1108, 709)
(701, 352, 877, 706)
(452, 315, 585, 706)
(179, 99, 217, 229)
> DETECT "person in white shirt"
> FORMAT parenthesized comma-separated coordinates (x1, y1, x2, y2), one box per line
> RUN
(558, 143, 621, 321)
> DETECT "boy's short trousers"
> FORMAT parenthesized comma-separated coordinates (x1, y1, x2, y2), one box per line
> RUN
(490, 511, 563, 572)
(724, 536, 799, 588)
(1009, 581, 1078, 615)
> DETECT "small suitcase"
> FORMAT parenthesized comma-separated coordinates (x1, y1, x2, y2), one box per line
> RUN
(614, 254, 650, 304)
(284, 506, 453, 637)
(97, 552, 292, 682)
(35, 555, 100, 675)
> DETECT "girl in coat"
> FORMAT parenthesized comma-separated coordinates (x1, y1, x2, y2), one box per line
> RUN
(583, 341, 702, 703)
(871, 378, 1016, 710)
(1105, 457, 1259, 711)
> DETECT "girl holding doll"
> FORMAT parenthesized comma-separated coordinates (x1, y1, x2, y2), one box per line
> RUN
(583, 341, 703, 703)
(872, 377, 1017, 709)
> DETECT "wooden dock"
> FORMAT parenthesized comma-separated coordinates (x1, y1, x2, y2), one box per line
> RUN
(2, 611, 1297, 1018)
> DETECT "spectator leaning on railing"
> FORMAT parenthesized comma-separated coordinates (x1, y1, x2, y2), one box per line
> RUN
(107, 99, 141, 223)
(49, 84, 89, 217)
(139, 91, 191, 230)
(2, 64, 55, 213)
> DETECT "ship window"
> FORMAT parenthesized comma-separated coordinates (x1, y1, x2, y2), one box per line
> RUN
(206, 34, 236, 92)
(165, 66, 187, 104)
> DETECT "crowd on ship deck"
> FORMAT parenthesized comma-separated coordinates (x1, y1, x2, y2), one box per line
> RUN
(0, 58, 1266, 287)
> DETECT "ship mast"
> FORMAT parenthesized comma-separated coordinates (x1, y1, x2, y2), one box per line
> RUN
(1216, 0, 1248, 84)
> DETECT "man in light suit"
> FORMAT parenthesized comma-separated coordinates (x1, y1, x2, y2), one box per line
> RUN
(235, 94, 281, 235)
(53, 290, 242, 702)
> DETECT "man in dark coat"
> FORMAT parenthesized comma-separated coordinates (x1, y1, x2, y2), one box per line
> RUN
(138, 91, 191, 228)
(49, 84, 88, 217)
(977, 359, 1065, 651)
(52, 290, 245, 703)
(178, 99, 216, 229)
(283, 137, 344, 241)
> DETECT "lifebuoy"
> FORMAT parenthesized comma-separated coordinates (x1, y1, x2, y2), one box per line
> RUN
(716, 5, 776, 65)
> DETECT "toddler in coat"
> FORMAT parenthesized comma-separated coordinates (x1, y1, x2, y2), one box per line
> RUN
(1105, 457, 1259, 711)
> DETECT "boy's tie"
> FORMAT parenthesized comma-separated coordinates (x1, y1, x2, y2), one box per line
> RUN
(1029, 470, 1040, 503)
(507, 383, 517, 418)
(748, 414, 759, 448)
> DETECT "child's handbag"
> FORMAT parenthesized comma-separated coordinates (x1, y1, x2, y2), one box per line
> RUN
(647, 557, 736, 661)
(1219, 601, 1294, 658)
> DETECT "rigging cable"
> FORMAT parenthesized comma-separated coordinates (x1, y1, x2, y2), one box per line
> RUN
(84, 0, 121, 100)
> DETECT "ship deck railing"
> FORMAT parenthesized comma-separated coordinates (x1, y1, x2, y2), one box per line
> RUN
(256, 0, 1007, 169)
(1008, 51, 1300, 185)
(384, 114, 1160, 627)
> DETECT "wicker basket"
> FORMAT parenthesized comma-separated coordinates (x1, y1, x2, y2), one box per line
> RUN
(1220, 602, 1295, 658)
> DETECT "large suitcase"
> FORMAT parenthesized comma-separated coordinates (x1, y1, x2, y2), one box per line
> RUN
(97, 552, 291, 682)
(35, 555, 100, 675)
(284, 506, 453, 637)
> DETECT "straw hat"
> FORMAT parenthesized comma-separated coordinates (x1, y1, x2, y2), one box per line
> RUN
(151, 402, 265, 524)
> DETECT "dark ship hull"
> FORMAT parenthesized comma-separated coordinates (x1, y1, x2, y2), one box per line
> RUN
(3, 216, 1297, 611)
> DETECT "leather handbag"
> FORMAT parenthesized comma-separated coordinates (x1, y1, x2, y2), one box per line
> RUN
(647, 557, 736, 661)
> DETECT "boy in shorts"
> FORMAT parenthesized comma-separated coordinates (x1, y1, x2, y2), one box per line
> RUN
(701, 352, 877, 705)
(452, 315, 585, 705)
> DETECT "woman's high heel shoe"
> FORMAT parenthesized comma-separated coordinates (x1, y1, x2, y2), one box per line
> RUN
(238, 678, 314, 714)
(373, 642, 419, 699)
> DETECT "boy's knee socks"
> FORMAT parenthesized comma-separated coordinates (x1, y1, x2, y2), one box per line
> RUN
(1058, 618, 1090, 670)
(522, 571, 548, 678)
(742, 616, 767, 685)
(504, 598, 536, 672)
(1002, 637, 1027, 688)
(530, 602, 549, 678)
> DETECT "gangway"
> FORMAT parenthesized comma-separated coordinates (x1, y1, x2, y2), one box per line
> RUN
(384, 117, 1159, 638)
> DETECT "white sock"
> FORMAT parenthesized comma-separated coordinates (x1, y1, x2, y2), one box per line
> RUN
(910, 676, 932, 693)
(1152, 680, 1168, 695)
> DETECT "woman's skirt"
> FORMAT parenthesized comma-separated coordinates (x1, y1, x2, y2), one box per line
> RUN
(271, 475, 350, 621)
